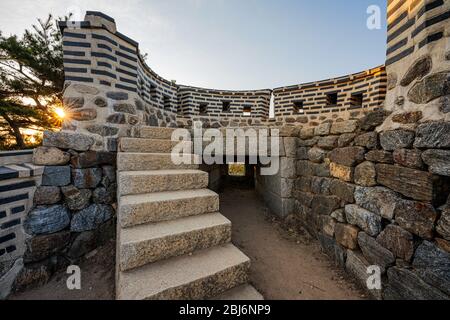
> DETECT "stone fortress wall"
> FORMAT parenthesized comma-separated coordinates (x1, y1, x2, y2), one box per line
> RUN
(289, 0, 450, 299)
(272, 66, 386, 125)
(60, 11, 387, 138)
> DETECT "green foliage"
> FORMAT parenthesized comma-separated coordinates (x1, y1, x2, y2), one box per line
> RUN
(0, 14, 65, 150)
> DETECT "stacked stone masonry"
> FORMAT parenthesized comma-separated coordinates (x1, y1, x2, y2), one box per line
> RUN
(59, 11, 388, 138)
(293, 114, 450, 299)
(2, 1, 450, 299)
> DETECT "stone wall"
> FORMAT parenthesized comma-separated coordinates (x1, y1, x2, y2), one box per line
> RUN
(292, 115, 450, 299)
(0, 135, 117, 298)
(255, 128, 298, 217)
(381, 0, 450, 130)
(272, 66, 386, 124)
(0, 150, 43, 298)
(60, 11, 387, 131)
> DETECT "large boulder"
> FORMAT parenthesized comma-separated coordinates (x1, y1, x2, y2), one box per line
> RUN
(354, 186, 400, 220)
(385, 267, 448, 300)
(24, 205, 70, 235)
(414, 122, 450, 148)
(345, 204, 382, 236)
(43, 131, 94, 151)
(70, 204, 113, 232)
(422, 149, 450, 176)
(394, 199, 437, 239)
(24, 231, 71, 262)
(41, 166, 70, 187)
(329, 147, 365, 167)
(334, 223, 359, 249)
(437, 208, 450, 240)
(33, 186, 61, 205)
(354, 161, 377, 187)
(376, 225, 415, 261)
(380, 130, 415, 151)
(72, 168, 103, 189)
(407, 72, 449, 104)
(33, 147, 70, 166)
(412, 241, 450, 296)
(357, 232, 395, 273)
(61, 186, 92, 211)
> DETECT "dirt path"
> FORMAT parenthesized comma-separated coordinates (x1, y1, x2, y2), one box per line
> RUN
(9, 240, 115, 300)
(220, 187, 365, 300)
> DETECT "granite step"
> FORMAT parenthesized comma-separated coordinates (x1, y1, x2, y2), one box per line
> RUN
(118, 213, 231, 271)
(119, 189, 219, 227)
(118, 169, 208, 196)
(117, 153, 200, 171)
(119, 138, 192, 153)
(116, 243, 250, 300)
(212, 284, 264, 300)
(138, 126, 179, 140)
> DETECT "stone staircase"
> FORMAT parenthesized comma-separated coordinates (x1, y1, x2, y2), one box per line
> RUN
(116, 126, 263, 300)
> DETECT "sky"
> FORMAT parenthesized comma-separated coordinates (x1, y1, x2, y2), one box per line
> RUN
(0, 0, 387, 90)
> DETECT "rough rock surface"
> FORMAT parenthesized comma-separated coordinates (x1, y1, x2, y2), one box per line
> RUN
(61, 186, 92, 211)
(334, 223, 359, 249)
(354, 186, 400, 220)
(354, 161, 377, 187)
(414, 122, 450, 149)
(376, 164, 443, 202)
(24, 231, 71, 262)
(357, 232, 395, 272)
(345, 204, 382, 236)
(385, 267, 449, 300)
(33, 147, 70, 166)
(376, 225, 415, 261)
(380, 130, 415, 151)
(400, 56, 432, 87)
(24, 205, 70, 235)
(43, 131, 94, 151)
(329, 147, 365, 167)
(70, 204, 113, 232)
(422, 149, 450, 176)
(407, 72, 449, 104)
(33, 186, 61, 205)
(394, 199, 437, 239)
(412, 241, 450, 296)
(41, 166, 71, 187)
(72, 168, 103, 189)
(393, 149, 423, 169)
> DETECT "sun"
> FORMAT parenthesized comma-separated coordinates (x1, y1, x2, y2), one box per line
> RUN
(54, 107, 66, 119)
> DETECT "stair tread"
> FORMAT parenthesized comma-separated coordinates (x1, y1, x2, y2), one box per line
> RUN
(212, 285, 264, 300)
(120, 188, 217, 206)
(120, 212, 230, 244)
(117, 243, 250, 300)
(117, 152, 200, 171)
(139, 126, 179, 139)
(119, 138, 192, 153)
(119, 169, 206, 177)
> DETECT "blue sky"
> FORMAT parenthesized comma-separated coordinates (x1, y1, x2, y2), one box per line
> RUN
(0, 0, 387, 90)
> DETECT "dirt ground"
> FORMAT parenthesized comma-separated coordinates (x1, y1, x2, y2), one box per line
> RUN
(9, 240, 115, 300)
(10, 187, 364, 300)
(220, 187, 365, 300)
